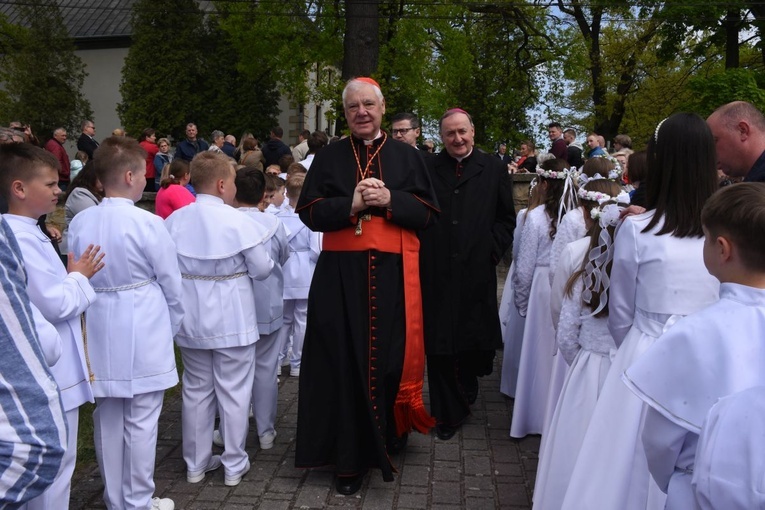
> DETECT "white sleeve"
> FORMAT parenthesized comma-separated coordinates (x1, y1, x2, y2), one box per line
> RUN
(244, 242, 275, 281)
(15, 233, 95, 323)
(512, 212, 541, 317)
(309, 231, 322, 263)
(275, 222, 291, 266)
(641, 406, 688, 493)
(30, 302, 62, 366)
(145, 218, 185, 337)
(549, 208, 583, 287)
(607, 218, 639, 346)
(550, 242, 578, 331)
(556, 276, 584, 365)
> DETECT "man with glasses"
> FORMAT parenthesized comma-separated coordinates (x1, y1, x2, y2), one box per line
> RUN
(77, 120, 99, 160)
(391, 112, 422, 148)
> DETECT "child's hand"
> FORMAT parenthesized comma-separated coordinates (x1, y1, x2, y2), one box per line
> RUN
(68, 244, 105, 279)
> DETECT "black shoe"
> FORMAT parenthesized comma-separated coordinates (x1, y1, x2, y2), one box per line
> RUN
(435, 423, 457, 441)
(386, 433, 408, 455)
(335, 470, 366, 495)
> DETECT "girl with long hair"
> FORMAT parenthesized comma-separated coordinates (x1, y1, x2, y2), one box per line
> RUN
(562, 113, 720, 510)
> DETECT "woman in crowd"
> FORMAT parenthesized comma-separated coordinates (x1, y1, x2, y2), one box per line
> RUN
(138, 128, 159, 192)
(153, 138, 172, 190)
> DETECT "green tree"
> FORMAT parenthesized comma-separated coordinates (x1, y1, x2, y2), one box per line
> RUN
(118, 0, 208, 140)
(0, 1, 92, 139)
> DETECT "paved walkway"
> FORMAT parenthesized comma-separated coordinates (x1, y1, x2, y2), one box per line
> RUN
(70, 355, 538, 509)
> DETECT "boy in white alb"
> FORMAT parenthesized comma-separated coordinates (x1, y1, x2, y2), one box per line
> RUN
(0, 143, 103, 510)
(275, 174, 320, 377)
(234, 168, 289, 449)
(165, 152, 274, 487)
(623, 183, 765, 509)
(69, 137, 182, 510)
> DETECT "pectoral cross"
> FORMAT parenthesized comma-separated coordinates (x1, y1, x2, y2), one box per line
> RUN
(355, 213, 371, 236)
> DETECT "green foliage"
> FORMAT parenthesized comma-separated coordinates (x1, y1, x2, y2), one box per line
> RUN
(376, 1, 548, 149)
(119, 0, 280, 141)
(0, 1, 92, 139)
(118, 0, 207, 140)
(683, 68, 765, 117)
(215, 0, 344, 108)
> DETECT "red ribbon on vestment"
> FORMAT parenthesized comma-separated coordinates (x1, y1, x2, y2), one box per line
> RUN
(323, 216, 435, 435)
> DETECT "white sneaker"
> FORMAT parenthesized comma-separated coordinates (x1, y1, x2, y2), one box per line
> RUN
(212, 429, 224, 448)
(290, 367, 300, 377)
(224, 460, 251, 487)
(151, 497, 175, 510)
(187, 455, 222, 483)
(259, 430, 277, 450)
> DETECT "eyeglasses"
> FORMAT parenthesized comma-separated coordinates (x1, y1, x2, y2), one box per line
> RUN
(392, 127, 416, 136)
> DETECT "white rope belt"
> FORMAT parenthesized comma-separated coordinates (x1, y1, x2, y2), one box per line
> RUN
(181, 271, 248, 281)
(94, 277, 157, 293)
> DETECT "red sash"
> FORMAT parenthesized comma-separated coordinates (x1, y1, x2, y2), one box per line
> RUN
(323, 216, 435, 435)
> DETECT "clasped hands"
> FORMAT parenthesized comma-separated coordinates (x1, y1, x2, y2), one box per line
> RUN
(352, 178, 391, 215)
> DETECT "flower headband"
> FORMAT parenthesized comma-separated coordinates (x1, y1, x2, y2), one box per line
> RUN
(536, 165, 579, 228)
(578, 154, 623, 186)
(588, 191, 630, 227)
(578, 187, 630, 205)
(536, 165, 579, 180)
(581, 190, 630, 318)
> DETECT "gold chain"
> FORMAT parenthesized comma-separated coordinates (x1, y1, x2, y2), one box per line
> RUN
(350, 133, 387, 182)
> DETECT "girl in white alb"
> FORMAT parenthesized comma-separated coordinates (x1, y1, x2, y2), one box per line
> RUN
(510, 158, 575, 438)
(534, 180, 626, 509)
(561, 113, 720, 510)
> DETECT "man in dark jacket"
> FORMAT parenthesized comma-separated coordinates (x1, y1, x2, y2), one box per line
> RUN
(175, 123, 209, 162)
(419, 108, 516, 440)
(261, 126, 292, 167)
(76, 120, 99, 160)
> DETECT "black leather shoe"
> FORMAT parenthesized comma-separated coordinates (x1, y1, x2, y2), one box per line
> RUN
(435, 423, 457, 441)
(387, 433, 408, 455)
(335, 470, 366, 495)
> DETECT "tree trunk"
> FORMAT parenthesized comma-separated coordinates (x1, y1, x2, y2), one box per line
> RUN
(725, 9, 740, 69)
(342, 0, 380, 80)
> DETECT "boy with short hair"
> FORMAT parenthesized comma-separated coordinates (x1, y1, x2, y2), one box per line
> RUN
(623, 182, 765, 509)
(69, 136, 183, 510)
(165, 152, 274, 487)
(264, 173, 285, 214)
(275, 174, 320, 378)
(233, 167, 289, 449)
(0, 143, 103, 510)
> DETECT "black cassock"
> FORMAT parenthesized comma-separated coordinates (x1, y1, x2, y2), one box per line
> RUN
(295, 134, 439, 480)
(419, 149, 516, 426)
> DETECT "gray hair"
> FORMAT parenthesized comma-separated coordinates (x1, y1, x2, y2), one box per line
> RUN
(211, 130, 225, 141)
(342, 78, 384, 107)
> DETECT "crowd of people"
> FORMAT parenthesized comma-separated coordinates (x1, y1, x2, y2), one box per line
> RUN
(499, 102, 765, 510)
(1, 89, 765, 510)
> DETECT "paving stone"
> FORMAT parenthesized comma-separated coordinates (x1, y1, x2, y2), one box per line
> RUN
(70, 318, 536, 509)
(395, 491, 428, 509)
(465, 496, 498, 510)
(463, 455, 492, 476)
(497, 482, 531, 507)
(431, 461, 460, 482)
(294, 484, 331, 508)
(431, 480, 461, 504)
(361, 488, 396, 510)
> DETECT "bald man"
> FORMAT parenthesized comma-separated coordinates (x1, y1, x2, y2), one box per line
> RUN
(707, 101, 765, 182)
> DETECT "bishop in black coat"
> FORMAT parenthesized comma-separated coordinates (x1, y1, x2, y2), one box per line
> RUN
(419, 109, 516, 436)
